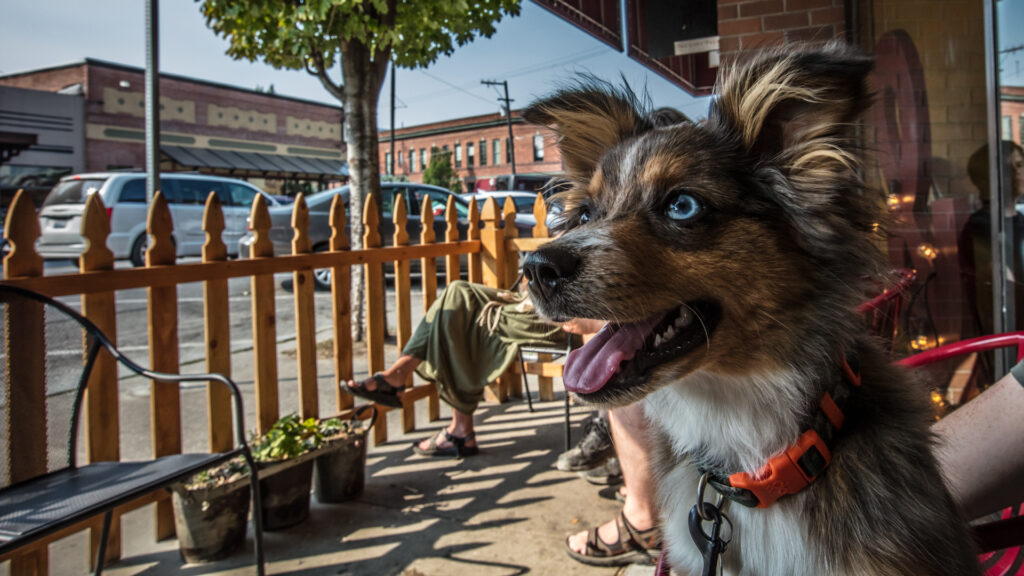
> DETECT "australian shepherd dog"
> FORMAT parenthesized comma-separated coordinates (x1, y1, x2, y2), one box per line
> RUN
(522, 43, 980, 575)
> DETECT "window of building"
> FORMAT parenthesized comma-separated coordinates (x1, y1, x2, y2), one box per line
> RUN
(493, 139, 501, 165)
(385, 151, 393, 175)
(533, 133, 544, 162)
(1020, 116, 1024, 144)
(479, 139, 487, 166)
(420, 149, 427, 171)
(505, 138, 511, 163)
(467, 142, 475, 167)
(1002, 116, 1012, 140)
(408, 150, 415, 172)
(455, 143, 462, 168)
(397, 150, 403, 168)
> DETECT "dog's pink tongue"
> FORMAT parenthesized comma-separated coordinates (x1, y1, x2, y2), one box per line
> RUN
(563, 313, 665, 394)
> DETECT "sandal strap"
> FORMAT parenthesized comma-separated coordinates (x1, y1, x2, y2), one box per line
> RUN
(619, 511, 661, 553)
(371, 373, 402, 394)
(578, 513, 641, 558)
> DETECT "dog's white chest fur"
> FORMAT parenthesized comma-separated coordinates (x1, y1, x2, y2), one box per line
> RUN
(645, 371, 844, 576)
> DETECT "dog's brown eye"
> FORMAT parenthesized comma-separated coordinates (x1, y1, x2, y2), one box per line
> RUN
(666, 193, 701, 222)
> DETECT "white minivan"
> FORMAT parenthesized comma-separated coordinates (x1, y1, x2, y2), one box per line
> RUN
(37, 172, 282, 266)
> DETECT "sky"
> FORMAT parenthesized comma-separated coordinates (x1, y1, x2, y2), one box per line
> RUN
(0, 1, 713, 129)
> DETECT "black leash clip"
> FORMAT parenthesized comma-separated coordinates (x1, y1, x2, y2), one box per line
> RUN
(689, 473, 732, 576)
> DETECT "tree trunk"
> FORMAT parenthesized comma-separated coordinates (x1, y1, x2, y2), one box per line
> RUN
(342, 40, 389, 342)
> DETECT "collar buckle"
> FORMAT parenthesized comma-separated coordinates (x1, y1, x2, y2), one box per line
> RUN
(727, 429, 832, 508)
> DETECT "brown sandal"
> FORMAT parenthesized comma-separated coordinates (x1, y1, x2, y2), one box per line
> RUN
(564, 510, 661, 566)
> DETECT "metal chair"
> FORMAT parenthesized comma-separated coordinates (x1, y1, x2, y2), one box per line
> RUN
(899, 332, 1024, 556)
(0, 284, 265, 575)
(518, 332, 579, 451)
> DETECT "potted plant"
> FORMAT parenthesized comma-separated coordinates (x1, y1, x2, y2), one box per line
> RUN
(313, 406, 377, 503)
(251, 414, 324, 530)
(170, 457, 251, 564)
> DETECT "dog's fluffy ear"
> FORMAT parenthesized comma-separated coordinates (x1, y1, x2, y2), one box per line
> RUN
(714, 43, 887, 289)
(712, 42, 873, 161)
(524, 80, 652, 181)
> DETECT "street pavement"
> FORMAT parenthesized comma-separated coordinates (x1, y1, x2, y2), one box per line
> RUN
(23, 262, 658, 576)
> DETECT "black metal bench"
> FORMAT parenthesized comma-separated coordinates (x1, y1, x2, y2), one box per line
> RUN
(0, 284, 265, 575)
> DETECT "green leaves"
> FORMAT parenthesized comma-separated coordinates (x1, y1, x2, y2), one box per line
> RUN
(199, 0, 522, 72)
(251, 414, 324, 462)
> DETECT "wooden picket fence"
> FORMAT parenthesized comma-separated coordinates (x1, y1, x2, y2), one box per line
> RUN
(0, 186, 551, 574)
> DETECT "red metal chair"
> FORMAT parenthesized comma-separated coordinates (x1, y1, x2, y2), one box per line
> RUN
(858, 268, 917, 351)
(900, 333, 1024, 565)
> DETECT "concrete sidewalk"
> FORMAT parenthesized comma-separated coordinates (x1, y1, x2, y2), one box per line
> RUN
(43, 323, 658, 576)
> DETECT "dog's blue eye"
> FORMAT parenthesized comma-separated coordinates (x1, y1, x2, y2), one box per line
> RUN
(666, 193, 701, 221)
(578, 208, 591, 224)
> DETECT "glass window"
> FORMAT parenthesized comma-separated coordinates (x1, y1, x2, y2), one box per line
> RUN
(1020, 116, 1024, 144)
(1002, 116, 1013, 140)
(118, 178, 146, 203)
(420, 149, 427, 171)
(397, 150, 403, 167)
(0, 164, 72, 192)
(228, 183, 258, 207)
(385, 152, 393, 175)
(467, 142, 475, 168)
(859, 0, 1022, 380)
(533, 133, 544, 161)
(479, 139, 487, 166)
(493, 139, 501, 165)
(42, 177, 108, 206)
(408, 150, 415, 173)
(379, 187, 396, 218)
(454, 143, 462, 168)
(505, 138, 511, 163)
(174, 179, 221, 205)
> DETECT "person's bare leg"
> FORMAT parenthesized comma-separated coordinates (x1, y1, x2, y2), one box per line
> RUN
(346, 355, 421, 395)
(568, 402, 657, 553)
(417, 408, 477, 450)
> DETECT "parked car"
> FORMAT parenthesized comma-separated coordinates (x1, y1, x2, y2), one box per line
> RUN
(460, 190, 538, 212)
(237, 182, 470, 289)
(36, 172, 283, 266)
(472, 173, 561, 194)
(460, 190, 539, 236)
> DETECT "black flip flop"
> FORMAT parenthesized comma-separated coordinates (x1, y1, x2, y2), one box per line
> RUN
(343, 373, 403, 408)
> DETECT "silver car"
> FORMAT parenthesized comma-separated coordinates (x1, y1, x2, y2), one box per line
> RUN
(237, 182, 470, 289)
(36, 172, 282, 266)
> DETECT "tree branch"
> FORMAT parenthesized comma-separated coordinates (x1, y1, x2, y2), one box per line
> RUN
(308, 47, 346, 102)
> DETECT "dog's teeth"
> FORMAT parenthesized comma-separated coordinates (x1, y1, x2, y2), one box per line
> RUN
(663, 326, 676, 341)
(654, 334, 663, 347)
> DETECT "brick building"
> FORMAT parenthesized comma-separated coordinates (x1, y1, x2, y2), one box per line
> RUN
(0, 58, 346, 202)
(378, 110, 563, 193)
(1001, 86, 1024, 145)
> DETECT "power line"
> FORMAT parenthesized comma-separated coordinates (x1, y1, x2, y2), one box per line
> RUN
(411, 47, 607, 103)
(419, 69, 500, 106)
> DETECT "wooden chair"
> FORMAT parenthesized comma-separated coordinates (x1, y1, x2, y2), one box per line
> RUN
(899, 332, 1024, 556)
(0, 285, 265, 575)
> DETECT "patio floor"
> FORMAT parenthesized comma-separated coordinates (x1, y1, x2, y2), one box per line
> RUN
(39, 332, 656, 576)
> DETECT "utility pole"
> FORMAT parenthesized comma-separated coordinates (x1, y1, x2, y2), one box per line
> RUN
(482, 79, 516, 175)
(389, 60, 396, 177)
(145, 0, 160, 202)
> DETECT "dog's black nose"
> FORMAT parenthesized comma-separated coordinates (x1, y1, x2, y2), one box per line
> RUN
(523, 247, 579, 299)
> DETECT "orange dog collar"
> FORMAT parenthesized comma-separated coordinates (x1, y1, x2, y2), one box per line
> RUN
(704, 356, 861, 508)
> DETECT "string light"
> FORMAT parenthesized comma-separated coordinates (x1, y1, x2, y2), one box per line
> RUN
(917, 244, 938, 261)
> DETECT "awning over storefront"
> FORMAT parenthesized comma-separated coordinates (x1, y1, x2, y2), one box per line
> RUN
(0, 131, 38, 165)
(161, 145, 348, 180)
